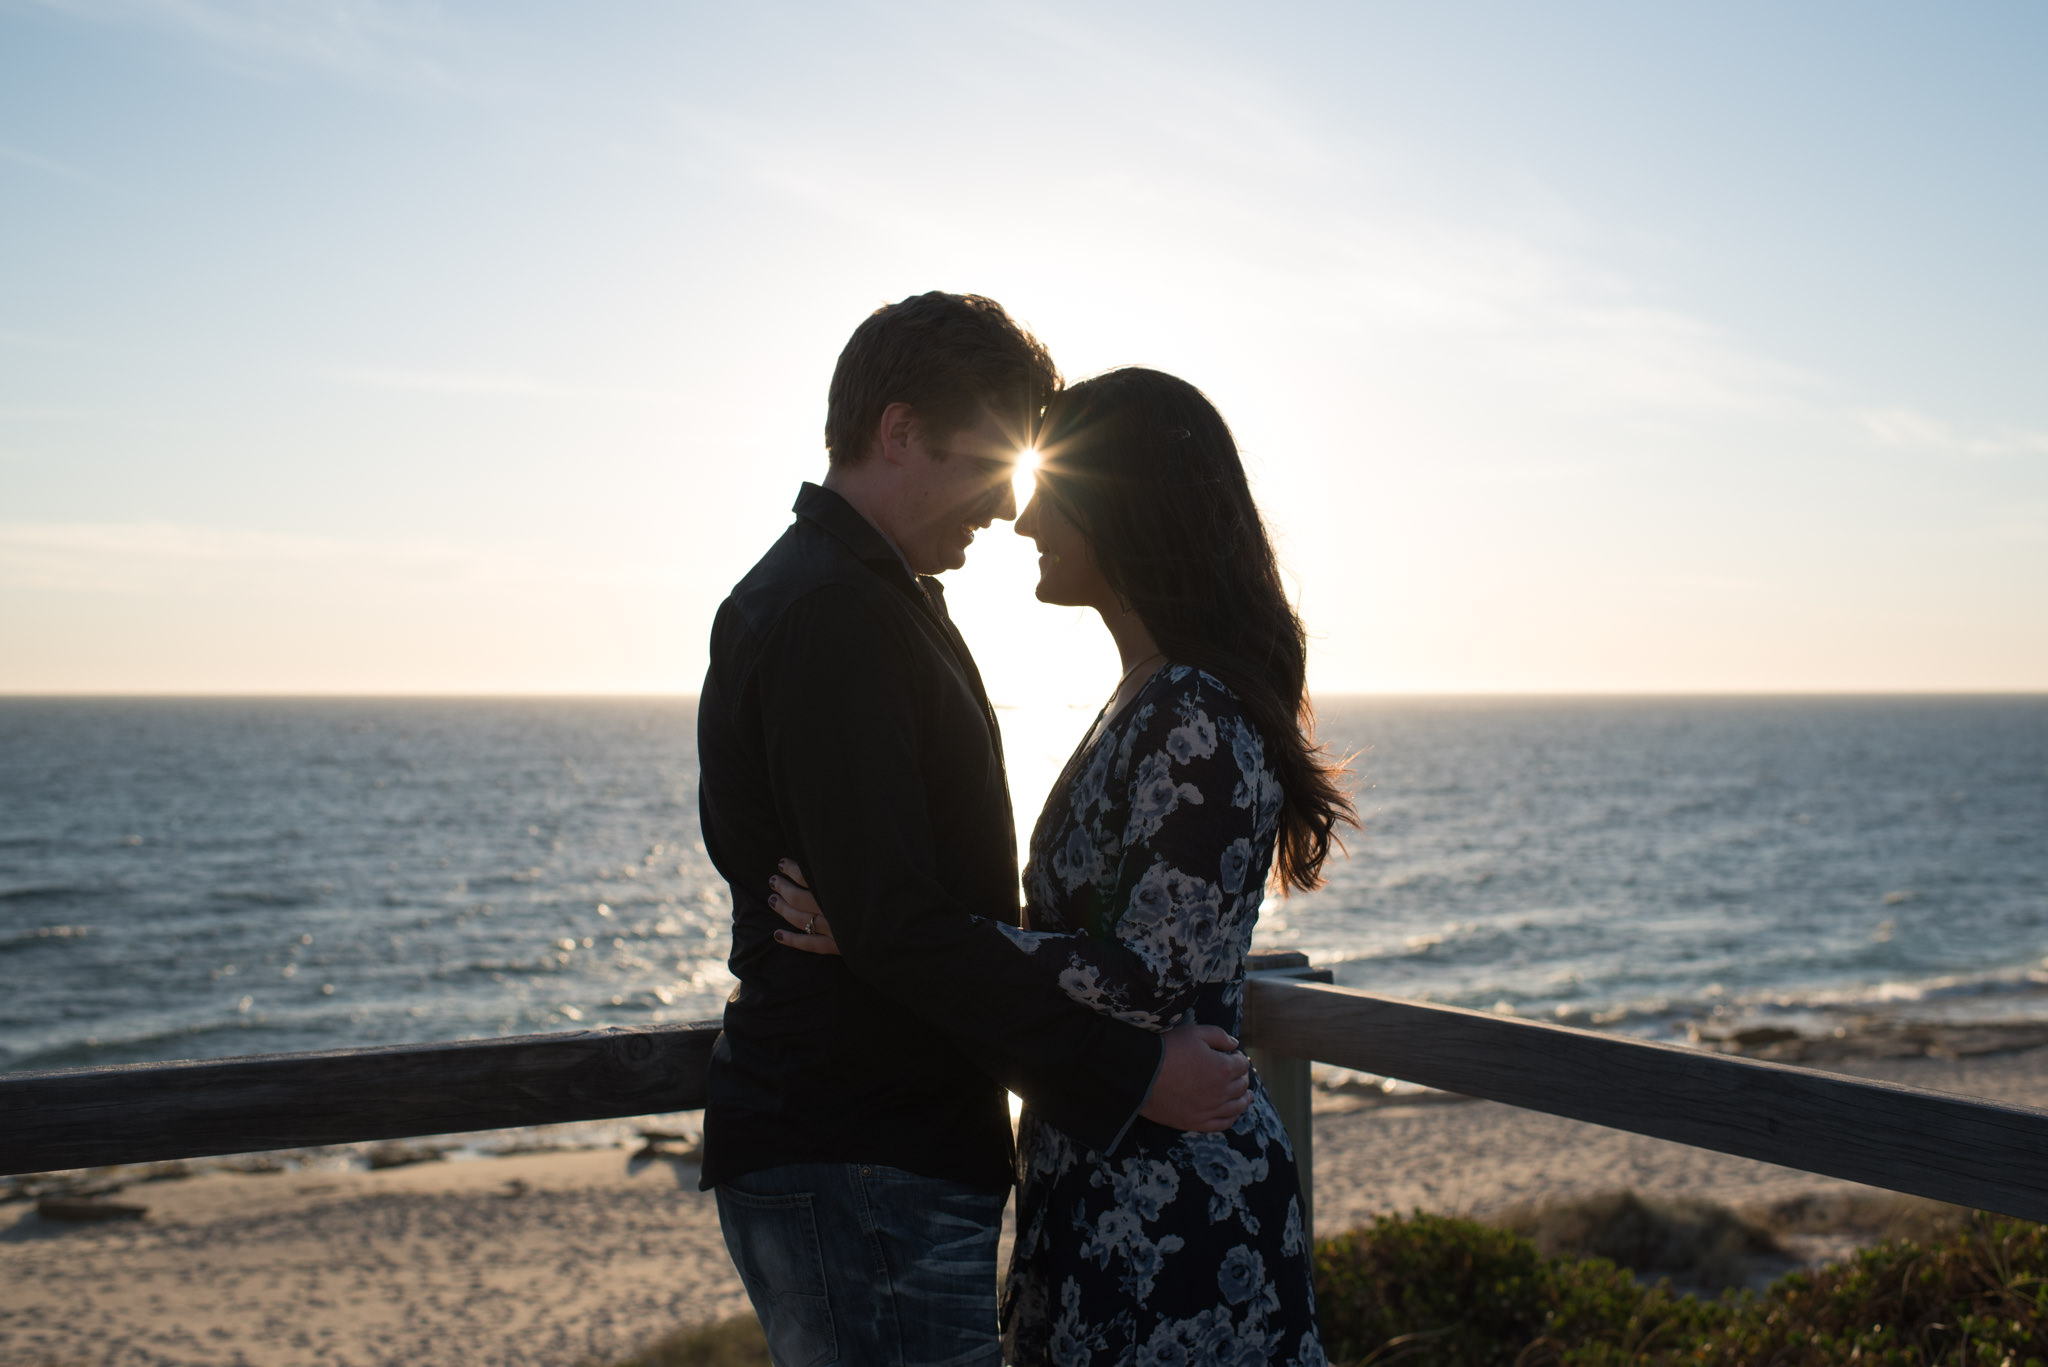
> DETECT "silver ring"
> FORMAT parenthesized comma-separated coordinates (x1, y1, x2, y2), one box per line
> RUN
(804, 916, 817, 935)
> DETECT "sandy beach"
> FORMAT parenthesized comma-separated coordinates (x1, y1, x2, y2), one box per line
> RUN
(0, 1147, 749, 1367)
(6, 1044, 2045, 1367)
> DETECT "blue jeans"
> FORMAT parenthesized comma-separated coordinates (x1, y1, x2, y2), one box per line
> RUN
(715, 1163, 1008, 1367)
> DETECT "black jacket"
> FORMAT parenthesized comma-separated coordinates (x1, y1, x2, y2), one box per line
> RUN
(695, 483, 1163, 1191)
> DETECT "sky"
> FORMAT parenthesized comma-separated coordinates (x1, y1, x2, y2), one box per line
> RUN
(2, 0, 2044, 701)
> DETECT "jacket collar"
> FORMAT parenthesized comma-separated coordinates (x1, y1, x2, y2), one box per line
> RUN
(793, 482, 920, 590)
(794, 483, 994, 743)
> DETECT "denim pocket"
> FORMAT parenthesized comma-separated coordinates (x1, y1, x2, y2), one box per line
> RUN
(717, 1184, 837, 1367)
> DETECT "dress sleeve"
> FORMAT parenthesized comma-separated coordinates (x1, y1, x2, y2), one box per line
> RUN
(997, 671, 1281, 1031)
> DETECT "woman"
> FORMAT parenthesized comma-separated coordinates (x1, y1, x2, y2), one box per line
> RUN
(767, 367, 1355, 1367)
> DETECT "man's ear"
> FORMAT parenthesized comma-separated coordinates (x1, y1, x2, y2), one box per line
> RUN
(873, 401, 919, 469)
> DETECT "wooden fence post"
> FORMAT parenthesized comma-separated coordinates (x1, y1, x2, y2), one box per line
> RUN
(1245, 951, 1334, 1251)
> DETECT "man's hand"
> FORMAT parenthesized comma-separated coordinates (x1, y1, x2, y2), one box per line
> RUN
(1139, 1020, 1251, 1132)
(773, 859, 1251, 1132)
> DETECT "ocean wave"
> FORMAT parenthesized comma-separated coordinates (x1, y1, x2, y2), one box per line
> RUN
(4, 1016, 280, 1072)
(1538, 960, 2048, 1039)
(0, 924, 92, 952)
(5, 696, 2040, 1080)
(208, 886, 323, 909)
(1315, 909, 1608, 971)
(431, 957, 570, 979)
(1741, 964, 2048, 1012)
(468, 869, 549, 888)
(0, 884, 86, 902)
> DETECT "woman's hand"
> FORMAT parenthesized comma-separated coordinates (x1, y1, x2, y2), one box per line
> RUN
(767, 859, 839, 955)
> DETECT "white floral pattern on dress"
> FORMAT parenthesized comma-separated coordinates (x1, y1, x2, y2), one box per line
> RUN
(998, 667, 1324, 1367)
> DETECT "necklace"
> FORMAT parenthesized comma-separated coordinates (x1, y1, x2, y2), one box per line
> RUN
(1113, 651, 1166, 699)
(1084, 651, 1167, 750)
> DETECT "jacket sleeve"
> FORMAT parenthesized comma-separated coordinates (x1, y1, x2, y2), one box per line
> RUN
(754, 585, 1162, 1151)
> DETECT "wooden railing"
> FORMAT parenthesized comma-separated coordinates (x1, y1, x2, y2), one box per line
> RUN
(1241, 970, 2048, 1237)
(0, 1021, 722, 1176)
(8, 959, 2048, 1243)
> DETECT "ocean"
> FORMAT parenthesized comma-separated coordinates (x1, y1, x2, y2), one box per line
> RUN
(3, 696, 2044, 1082)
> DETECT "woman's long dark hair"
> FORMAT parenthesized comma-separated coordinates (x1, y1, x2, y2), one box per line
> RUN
(1036, 367, 1356, 893)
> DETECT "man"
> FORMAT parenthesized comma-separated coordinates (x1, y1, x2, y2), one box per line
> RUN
(696, 292, 1250, 1367)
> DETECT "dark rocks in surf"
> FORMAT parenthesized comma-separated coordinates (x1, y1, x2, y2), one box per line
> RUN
(37, 1195, 147, 1221)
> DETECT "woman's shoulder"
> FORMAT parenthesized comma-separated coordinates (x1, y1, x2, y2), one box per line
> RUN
(1167, 662, 1233, 696)
(1127, 665, 1254, 731)
(1108, 664, 1269, 777)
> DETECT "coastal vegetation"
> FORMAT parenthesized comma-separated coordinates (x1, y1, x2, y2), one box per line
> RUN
(1315, 1201, 2046, 1364)
(610, 1313, 771, 1367)
(616, 1194, 2048, 1366)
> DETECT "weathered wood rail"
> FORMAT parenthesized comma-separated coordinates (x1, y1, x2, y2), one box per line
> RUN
(1, 1021, 722, 1175)
(1242, 976, 2048, 1227)
(6, 969, 2046, 1237)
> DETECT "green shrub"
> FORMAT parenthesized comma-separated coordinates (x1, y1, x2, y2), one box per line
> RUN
(1314, 1210, 1723, 1364)
(1315, 1209, 2048, 1367)
(613, 1209, 2048, 1367)
(1496, 1192, 1780, 1294)
(1758, 1191, 1973, 1249)
(1671, 1213, 2048, 1366)
(607, 1314, 769, 1367)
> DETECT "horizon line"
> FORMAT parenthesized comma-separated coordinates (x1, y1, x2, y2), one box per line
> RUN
(2, 688, 2044, 701)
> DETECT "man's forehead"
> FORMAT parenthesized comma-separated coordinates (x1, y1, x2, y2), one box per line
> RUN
(945, 405, 1032, 455)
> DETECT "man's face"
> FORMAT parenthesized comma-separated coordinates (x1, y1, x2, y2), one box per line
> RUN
(894, 408, 1025, 574)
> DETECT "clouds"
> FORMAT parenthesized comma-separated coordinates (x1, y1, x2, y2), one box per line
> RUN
(0, 330, 84, 351)
(671, 25, 1814, 439)
(323, 368, 683, 403)
(0, 519, 709, 694)
(0, 520, 687, 596)
(2, 1, 2044, 692)
(13, 0, 469, 89)
(0, 141, 106, 187)
(1859, 408, 2048, 460)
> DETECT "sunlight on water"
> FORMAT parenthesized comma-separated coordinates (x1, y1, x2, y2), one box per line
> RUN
(4, 697, 2045, 1074)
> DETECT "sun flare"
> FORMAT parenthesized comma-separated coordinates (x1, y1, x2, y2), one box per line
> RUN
(1012, 447, 1040, 506)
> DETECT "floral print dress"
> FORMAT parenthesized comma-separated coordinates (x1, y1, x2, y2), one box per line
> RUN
(994, 666, 1325, 1367)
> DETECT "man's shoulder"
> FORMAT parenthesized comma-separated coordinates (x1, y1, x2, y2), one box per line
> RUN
(716, 518, 903, 642)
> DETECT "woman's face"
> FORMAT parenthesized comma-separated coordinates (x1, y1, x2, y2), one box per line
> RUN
(1014, 477, 1110, 610)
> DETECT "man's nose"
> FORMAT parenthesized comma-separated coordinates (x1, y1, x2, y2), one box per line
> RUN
(991, 479, 1018, 523)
